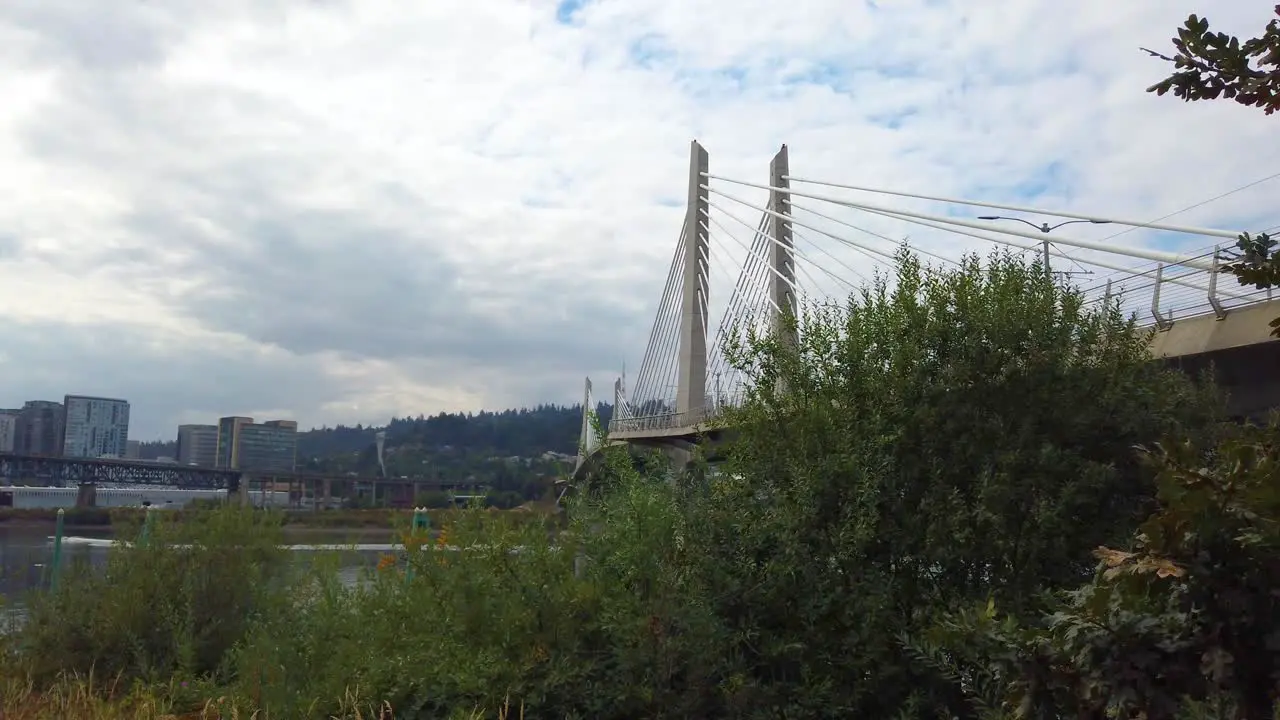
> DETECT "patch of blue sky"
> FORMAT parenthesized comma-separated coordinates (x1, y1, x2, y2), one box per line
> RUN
(778, 60, 848, 92)
(628, 33, 677, 70)
(553, 0, 588, 25)
(866, 107, 919, 130)
(956, 162, 1072, 218)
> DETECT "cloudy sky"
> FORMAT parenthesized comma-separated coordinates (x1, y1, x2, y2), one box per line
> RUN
(0, 0, 1276, 440)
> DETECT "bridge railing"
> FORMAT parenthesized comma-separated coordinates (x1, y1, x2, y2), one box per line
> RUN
(610, 389, 749, 434)
(1080, 244, 1275, 330)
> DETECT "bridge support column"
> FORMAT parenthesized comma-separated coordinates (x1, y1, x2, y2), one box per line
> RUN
(74, 483, 97, 508)
(677, 140, 710, 421)
(236, 474, 251, 506)
(322, 478, 332, 510)
(769, 144, 797, 349)
(575, 377, 597, 474)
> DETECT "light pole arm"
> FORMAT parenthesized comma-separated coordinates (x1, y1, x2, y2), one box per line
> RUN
(1045, 219, 1109, 233)
(981, 216, 1045, 232)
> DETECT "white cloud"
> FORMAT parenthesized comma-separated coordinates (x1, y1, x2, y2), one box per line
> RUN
(0, 0, 1275, 438)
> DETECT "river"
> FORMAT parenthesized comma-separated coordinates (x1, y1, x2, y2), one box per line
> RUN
(0, 524, 387, 619)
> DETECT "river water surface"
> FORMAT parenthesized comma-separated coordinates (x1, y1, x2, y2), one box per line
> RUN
(0, 524, 387, 619)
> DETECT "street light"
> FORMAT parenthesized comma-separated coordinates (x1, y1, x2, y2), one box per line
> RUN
(976, 216, 1111, 234)
(976, 216, 1112, 278)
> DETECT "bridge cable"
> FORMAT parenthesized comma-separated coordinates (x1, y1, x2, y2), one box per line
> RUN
(630, 230, 686, 413)
(630, 233, 683, 413)
(700, 204, 773, 389)
(699, 204, 771, 386)
(852, 206, 1251, 302)
(727, 185, 1245, 300)
(712, 190, 873, 291)
(702, 216, 790, 389)
(705, 176, 1223, 268)
(770, 173, 1250, 241)
(712, 212, 782, 397)
(790, 202, 962, 268)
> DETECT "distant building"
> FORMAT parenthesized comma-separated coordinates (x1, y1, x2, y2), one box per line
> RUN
(0, 409, 18, 453)
(175, 424, 218, 467)
(61, 396, 130, 459)
(125, 440, 141, 459)
(14, 401, 65, 456)
(216, 417, 297, 473)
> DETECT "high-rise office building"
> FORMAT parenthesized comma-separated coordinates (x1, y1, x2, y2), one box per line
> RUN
(61, 395, 130, 459)
(14, 401, 64, 456)
(176, 424, 219, 467)
(216, 417, 297, 473)
(0, 409, 18, 453)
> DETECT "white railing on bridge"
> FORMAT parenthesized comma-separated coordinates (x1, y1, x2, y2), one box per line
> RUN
(1084, 243, 1274, 330)
(609, 390, 747, 434)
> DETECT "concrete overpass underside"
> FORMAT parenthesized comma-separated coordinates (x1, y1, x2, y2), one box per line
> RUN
(1161, 340, 1280, 421)
(1148, 300, 1280, 422)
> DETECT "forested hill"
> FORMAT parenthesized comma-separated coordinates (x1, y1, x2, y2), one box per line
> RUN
(297, 403, 614, 461)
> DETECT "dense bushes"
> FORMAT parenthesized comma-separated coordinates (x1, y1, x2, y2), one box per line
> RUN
(11, 509, 289, 685)
(907, 417, 1280, 719)
(700, 249, 1224, 716)
(2, 250, 1272, 719)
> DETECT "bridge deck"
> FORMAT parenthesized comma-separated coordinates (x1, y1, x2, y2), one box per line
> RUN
(608, 300, 1280, 443)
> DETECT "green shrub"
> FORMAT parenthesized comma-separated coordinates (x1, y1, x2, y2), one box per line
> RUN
(705, 248, 1223, 717)
(225, 448, 731, 719)
(11, 506, 291, 685)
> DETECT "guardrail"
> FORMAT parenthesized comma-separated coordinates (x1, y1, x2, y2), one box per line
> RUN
(1081, 243, 1274, 330)
(609, 390, 747, 434)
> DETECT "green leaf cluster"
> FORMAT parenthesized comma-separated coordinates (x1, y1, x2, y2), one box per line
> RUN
(1219, 232, 1280, 338)
(1145, 8, 1280, 115)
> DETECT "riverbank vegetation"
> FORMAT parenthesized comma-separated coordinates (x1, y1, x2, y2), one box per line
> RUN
(0, 505, 557, 532)
(1, 249, 1276, 719)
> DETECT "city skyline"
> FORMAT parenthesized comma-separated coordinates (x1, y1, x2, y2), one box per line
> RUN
(0, 394, 298, 474)
(0, 2, 1277, 439)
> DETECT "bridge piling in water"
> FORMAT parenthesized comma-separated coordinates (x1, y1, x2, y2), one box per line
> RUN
(74, 483, 97, 508)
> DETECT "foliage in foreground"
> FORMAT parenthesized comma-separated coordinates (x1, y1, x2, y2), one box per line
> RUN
(1144, 7, 1280, 115)
(0, 250, 1264, 719)
(708, 248, 1222, 716)
(907, 417, 1280, 720)
(1146, 6, 1279, 338)
(10, 509, 289, 685)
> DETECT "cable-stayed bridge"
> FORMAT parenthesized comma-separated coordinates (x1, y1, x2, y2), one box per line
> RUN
(574, 141, 1280, 475)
